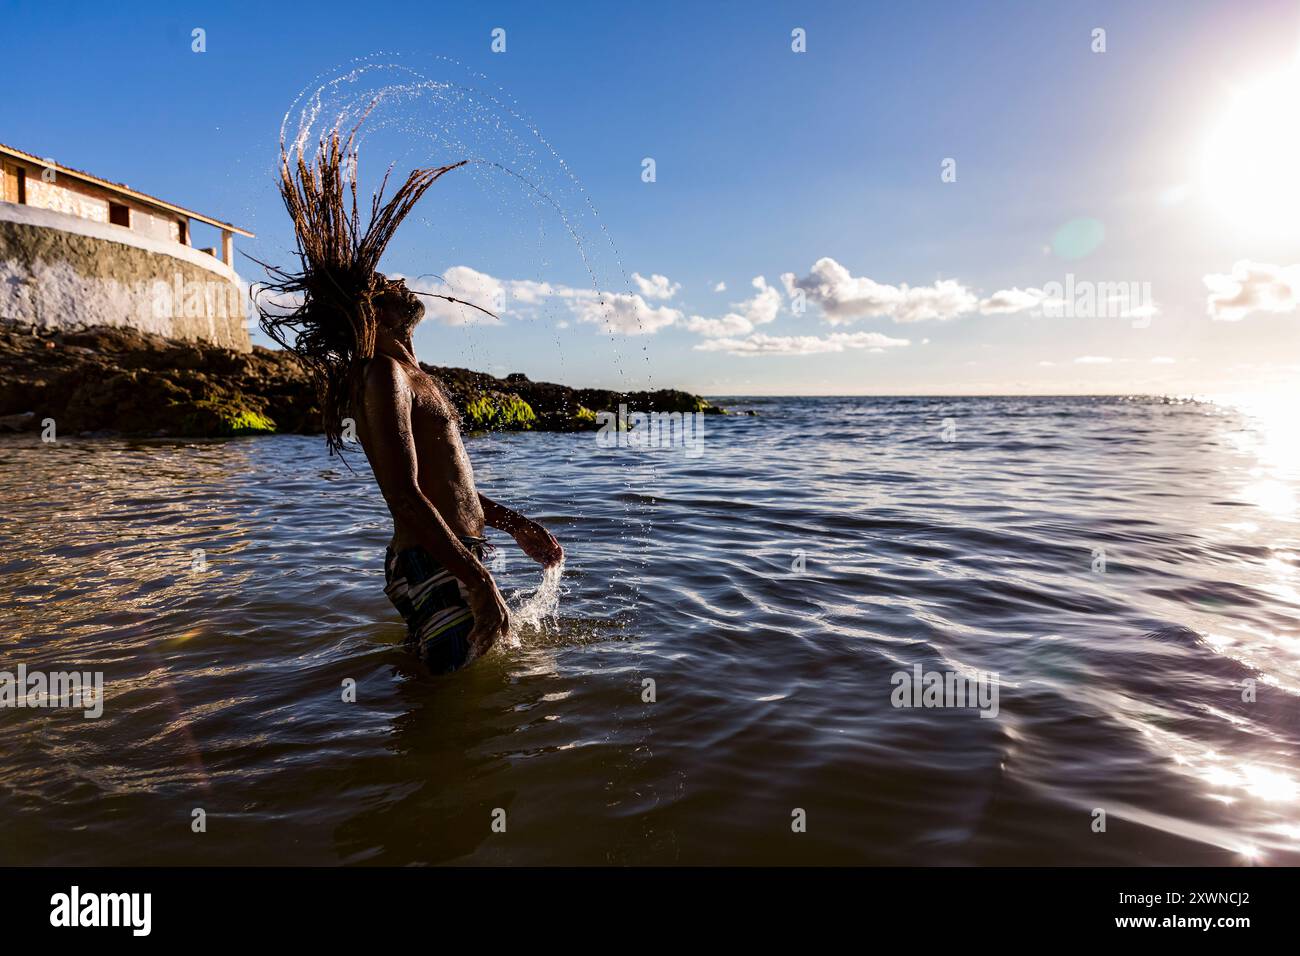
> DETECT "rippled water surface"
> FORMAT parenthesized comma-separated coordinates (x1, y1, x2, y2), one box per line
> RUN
(2, 396, 1298, 864)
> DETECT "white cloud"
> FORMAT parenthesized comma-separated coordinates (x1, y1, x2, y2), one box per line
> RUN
(1204, 260, 1300, 321)
(974, 285, 1158, 320)
(506, 279, 597, 305)
(407, 267, 505, 326)
(693, 330, 909, 357)
(978, 287, 1048, 314)
(1150, 356, 1177, 364)
(780, 257, 977, 324)
(1074, 356, 1113, 364)
(507, 279, 559, 305)
(743, 276, 782, 325)
(573, 292, 680, 335)
(249, 282, 303, 316)
(680, 275, 782, 338)
(405, 266, 689, 335)
(684, 313, 755, 338)
(631, 272, 681, 300)
(712, 281, 727, 292)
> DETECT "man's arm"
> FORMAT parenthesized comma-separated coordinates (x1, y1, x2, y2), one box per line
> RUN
(478, 493, 529, 535)
(479, 493, 564, 567)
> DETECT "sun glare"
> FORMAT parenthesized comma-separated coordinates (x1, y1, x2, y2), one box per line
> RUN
(1200, 64, 1300, 236)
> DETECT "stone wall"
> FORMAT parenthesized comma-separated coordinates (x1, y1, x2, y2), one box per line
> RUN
(0, 204, 249, 351)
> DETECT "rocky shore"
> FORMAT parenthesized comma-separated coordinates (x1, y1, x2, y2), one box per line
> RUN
(0, 322, 725, 438)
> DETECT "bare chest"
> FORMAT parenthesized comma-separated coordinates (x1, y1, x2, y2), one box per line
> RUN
(402, 368, 458, 422)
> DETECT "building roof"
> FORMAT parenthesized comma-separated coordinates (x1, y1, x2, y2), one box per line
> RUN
(0, 141, 254, 238)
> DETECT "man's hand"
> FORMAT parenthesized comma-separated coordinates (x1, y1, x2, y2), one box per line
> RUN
(513, 518, 563, 567)
(464, 577, 511, 663)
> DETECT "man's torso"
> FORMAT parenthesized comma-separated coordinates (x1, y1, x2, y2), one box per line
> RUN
(359, 358, 485, 548)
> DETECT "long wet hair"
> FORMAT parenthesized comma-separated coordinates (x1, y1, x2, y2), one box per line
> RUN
(254, 128, 466, 456)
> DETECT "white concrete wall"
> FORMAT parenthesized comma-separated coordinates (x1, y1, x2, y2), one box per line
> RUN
(0, 202, 235, 278)
(0, 203, 250, 351)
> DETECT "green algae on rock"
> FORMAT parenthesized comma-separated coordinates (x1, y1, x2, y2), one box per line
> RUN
(462, 392, 537, 431)
(181, 401, 278, 437)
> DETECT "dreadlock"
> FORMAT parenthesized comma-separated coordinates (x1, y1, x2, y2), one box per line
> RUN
(254, 127, 467, 456)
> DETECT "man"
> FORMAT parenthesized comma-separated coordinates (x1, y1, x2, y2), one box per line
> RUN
(257, 131, 560, 673)
(359, 277, 562, 671)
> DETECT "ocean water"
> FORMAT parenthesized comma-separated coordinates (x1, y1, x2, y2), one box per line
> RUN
(1, 395, 1297, 865)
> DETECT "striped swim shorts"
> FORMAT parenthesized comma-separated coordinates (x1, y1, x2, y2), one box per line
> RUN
(383, 536, 489, 673)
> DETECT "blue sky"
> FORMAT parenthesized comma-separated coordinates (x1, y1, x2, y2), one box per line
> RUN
(4, 0, 1300, 395)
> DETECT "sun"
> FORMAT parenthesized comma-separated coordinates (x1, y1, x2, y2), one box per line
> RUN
(1200, 64, 1300, 237)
